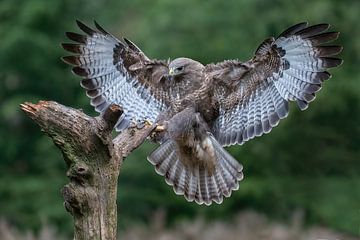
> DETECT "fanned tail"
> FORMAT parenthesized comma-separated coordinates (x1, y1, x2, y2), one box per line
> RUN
(148, 135, 243, 205)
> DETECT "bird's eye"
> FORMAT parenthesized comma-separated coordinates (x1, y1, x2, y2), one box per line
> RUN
(176, 66, 184, 72)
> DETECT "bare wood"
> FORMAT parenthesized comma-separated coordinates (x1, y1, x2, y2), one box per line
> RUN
(20, 101, 156, 240)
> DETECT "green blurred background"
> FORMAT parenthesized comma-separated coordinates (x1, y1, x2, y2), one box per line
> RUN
(1, 0, 359, 237)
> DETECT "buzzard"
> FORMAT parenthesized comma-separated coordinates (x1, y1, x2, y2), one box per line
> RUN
(62, 21, 342, 205)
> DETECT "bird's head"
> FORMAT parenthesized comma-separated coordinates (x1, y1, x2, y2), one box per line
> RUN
(168, 57, 204, 79)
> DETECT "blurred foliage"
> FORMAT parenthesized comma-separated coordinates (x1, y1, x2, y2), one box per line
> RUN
(0, 0, 359, 237)
(1, 210, 359, 240)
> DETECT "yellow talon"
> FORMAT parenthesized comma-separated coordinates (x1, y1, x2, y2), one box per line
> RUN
(144, 119, 153, 126)
(155, 125, 166, 132)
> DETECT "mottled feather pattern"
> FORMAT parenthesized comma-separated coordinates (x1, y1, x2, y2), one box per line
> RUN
(212, 22, 342, 146)
(62, 21, 342, 206)
(62, 21, 168, 130)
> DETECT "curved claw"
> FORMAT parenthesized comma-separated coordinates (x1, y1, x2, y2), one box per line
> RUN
(144, 119, 153, 126)
(155, 124, 166, 132)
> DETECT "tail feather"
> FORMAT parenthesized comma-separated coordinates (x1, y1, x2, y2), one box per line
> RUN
(213, 138, 243, 186)
(214, 166, 231, 197)
(169, 159, 186, 195)
(164, 157, 178, 185)
(149, 140, 177, 175)
(196, 167, 204, 204)
(185, 170, 197, 202)
(148, 135, 243, 205)
(175, 165, 186, 195)
(158, 151, 176, 175)
(212, 175, 223, 204)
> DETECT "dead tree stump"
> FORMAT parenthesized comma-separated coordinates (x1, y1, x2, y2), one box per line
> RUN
(20, 101, 156, 240)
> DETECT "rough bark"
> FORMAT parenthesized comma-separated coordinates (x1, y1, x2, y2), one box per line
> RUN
(20, 101, 156, 240)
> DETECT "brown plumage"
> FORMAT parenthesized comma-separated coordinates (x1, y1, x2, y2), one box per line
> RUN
(62, 21, 342, 205)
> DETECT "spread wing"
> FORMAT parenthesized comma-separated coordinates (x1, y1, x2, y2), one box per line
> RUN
(62, 20, 170, 131)
(208, 22, 343, 146)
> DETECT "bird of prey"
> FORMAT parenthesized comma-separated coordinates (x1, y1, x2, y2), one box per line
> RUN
(62, 21, 342, 205)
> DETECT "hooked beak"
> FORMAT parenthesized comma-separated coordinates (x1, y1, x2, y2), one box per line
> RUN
(169, 67, 175, 76)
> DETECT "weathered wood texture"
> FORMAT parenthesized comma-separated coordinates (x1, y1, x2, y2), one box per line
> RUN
(20, 101, 156, 240)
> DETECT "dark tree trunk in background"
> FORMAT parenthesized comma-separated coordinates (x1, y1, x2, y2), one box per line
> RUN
(20, 101, 156, 240)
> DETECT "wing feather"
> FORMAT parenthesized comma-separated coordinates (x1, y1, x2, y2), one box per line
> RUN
(62, 21, 170, 131)
(209, 23, 342, 146)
